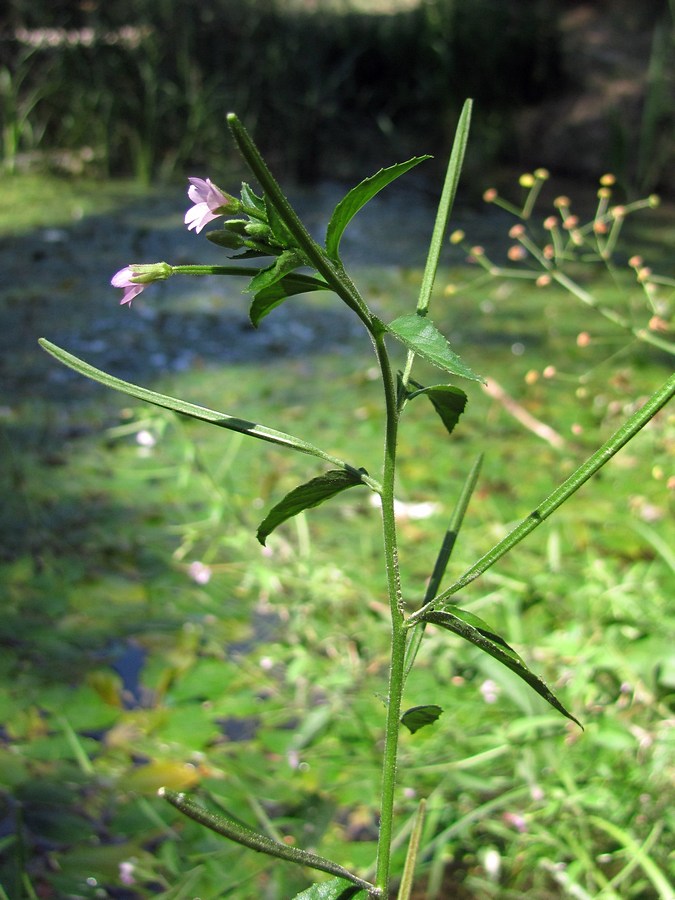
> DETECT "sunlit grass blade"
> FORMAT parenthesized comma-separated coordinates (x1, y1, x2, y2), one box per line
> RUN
(411, 372, 675, 619)
(589, 816, 673, 899)
(58, 715, 94, 776)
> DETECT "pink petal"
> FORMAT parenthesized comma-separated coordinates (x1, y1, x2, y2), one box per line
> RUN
(120, 283, 145, 305)
(184, 202, 219, 233)
(111, 266, 135, 288)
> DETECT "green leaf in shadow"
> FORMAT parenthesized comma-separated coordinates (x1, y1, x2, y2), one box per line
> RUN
(257, 468, 367, 545)
(401, 705, 443, 734)
(246, 249, 304, 296)
(325, 156, 431, 261)
(240, 181, 266, 216)
(406, 378, 468, 436)
(250, 272, 331, 327)
(386, 314, 484, 384)
(420, 608, 582, 727)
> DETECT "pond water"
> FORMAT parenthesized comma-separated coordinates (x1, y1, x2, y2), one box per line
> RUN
(1, 175, 515, 401)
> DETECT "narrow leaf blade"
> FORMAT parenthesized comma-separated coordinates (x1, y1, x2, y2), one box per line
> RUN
(417, 99, 472, 316)
(38, 340, 347, 466)
(401, 705, 443, 734)
(250, 272, 331, 327)
(246, 249, 304, 295)
(421, 609, 582, 727)
(386, 314, 484, 383)
(257, 469, 366, 545)
(325, 156, 431, 261)
(293, 878, 367, 899)
(160, 789, 376, 893)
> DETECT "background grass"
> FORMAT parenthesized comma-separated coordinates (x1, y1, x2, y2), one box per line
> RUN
(0, 169, 673, 898)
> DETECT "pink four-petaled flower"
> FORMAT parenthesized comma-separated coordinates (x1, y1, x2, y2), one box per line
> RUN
(111, 266, 146, 306)
(184, 177, 231, 233)
(111, 262, 173, 306)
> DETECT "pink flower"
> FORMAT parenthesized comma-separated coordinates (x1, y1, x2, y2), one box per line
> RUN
(119, 861, 135, 885)
(184, 177, 232, 233)
(111, 262, 173, 306)
(111, 266, 147, 305)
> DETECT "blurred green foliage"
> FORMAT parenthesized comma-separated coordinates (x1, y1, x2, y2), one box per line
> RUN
(1, 0, 561, 181)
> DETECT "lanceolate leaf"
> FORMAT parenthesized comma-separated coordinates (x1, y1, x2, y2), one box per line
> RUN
(386, 314, 484, 384)
(421, 609, 582, 727)
(292, 878, 368, 899)
(407, 379, 468, 436)
(246, 249, 305, 295)
(325, 156, 432, 261)
(401, 705, 443, 734)
(257, 468, 367, 545)
(38, 340, 355, 470)
(250, 272, 332, 327)
(159, 789, 377, 894)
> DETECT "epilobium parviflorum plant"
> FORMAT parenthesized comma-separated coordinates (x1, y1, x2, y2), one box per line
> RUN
(39, 102, 674, 899)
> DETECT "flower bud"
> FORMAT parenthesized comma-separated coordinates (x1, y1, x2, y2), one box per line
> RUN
(126, 262, 173, 284)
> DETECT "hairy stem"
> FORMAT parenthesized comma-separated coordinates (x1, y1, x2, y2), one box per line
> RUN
(373, 328, 407, 894)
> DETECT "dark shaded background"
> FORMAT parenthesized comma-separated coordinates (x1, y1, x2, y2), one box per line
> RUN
(1, 0, 673, 192)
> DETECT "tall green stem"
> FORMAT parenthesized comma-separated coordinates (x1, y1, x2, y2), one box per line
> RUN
(226, 113, 374, 331)
(373, 329, 407, 894)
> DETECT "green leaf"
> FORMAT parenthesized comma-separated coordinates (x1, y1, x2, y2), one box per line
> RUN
(250, 272, 331, 327)
(292, 878, 367, 899)
(401, 705, 443, 734)
(38, 340, 355, 470)
(160, 789, 377, 893)
(386, 314, 484, 383)
(257, 468, 366, 545)
(325, 156, 431, 261)
(407, 379, 468, 436)
(246, 249, 304, 295)
(266, 193, 298, 249)
(240, 181, 266, 216)
(421, 609, 582, 727)
(417, 99, 472, 316)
